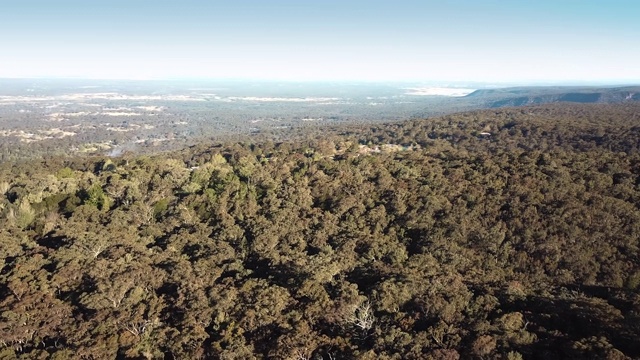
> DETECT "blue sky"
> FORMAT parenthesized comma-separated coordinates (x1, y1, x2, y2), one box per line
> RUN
(0, 0, 639, 83)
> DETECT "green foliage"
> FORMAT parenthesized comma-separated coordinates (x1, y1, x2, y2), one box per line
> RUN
(61, 193, 82, 214)
(101, 159, 116, 172)
(9, 200, 36, 229)
(181, 181, 202, 194)
(82, 184, 110, 210)
(36, 192, 70, 213)
(56, 167, 75, 179)
(152, 198, 170, 219)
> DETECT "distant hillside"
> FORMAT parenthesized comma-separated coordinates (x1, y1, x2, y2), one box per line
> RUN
(465, 86, 640, 108)
(1, 79, 639, 161)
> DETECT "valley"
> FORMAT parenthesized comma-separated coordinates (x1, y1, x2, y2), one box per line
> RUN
(1, 79, 638, 161)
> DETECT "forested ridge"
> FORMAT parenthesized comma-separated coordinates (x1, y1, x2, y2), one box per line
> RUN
(1, 103, 640, 359)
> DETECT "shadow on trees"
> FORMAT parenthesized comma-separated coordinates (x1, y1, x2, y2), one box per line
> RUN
(244, 256, 304, 289)
(494, 287, 640, 359)
(37, 233, 70, 250)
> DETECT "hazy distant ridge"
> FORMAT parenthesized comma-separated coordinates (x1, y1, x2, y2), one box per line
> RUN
(466, 86, 640, 108)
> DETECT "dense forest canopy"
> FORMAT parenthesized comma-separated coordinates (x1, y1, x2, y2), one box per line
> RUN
(1, 103, 639, 359)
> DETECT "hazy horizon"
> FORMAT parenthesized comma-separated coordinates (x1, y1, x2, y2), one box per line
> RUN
(1, 1, 639, 83)
(1, 77, 639, 89)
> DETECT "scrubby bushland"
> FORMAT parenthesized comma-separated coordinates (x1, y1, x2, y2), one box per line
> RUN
(1, 103, 639, 359)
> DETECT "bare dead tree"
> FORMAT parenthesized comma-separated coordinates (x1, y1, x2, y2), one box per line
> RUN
(348, 300, 375, 331)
